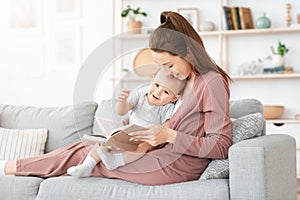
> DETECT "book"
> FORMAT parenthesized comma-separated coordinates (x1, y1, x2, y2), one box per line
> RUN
(223, 6, 234, 30)
(238, 7, 254, 29)
(82, 124, 148, 151)
(230, 7, 239, 30)
(234, 7, 242, 29)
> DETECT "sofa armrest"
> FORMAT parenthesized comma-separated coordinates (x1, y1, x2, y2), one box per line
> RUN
(229, 134, 297, 200)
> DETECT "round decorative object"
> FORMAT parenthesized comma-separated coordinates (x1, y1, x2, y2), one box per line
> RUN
(199, 21, 215, 31)
(133, 48, 160, 77)
(272, 54, 285, 67)
(263, 105, 284, 119)
(255, 13, 272, 29)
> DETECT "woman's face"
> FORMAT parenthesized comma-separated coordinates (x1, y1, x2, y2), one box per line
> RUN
(151, 51, 192, 80)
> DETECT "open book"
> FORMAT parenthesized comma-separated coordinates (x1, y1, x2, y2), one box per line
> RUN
(83, 124, 148, 151)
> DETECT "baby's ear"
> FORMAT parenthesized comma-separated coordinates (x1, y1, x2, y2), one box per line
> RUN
(171, 94, 180, 102)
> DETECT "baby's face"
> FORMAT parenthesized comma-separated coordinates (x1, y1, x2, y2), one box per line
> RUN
(147, 82, 177, 106)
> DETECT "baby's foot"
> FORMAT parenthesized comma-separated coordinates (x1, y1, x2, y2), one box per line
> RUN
(67, 165, 92, 177)
(97, 147, 125, 170)
(67, 156, 96, 177)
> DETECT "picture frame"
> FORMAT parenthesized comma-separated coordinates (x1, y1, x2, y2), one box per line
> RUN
(54, 0, 81, 18)
(48, 25, 82, 71)
(177, 8, 199, 31)
(6, 42, 45, 79)
(10, 0, 43, 34)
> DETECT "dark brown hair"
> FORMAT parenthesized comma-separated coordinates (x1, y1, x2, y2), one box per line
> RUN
(149, 11, 232, 83)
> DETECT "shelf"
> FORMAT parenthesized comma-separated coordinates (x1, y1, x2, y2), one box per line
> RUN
(231, 73, 300, 80)
(266, 119, 300, 124)
(116, 34, 149, 40)
(112, 77, 152, 81)
(220, 27, 300, 36)
(116, 27, 300, 40)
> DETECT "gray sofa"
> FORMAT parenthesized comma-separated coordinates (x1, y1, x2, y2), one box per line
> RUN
(0, 99, 297, 200)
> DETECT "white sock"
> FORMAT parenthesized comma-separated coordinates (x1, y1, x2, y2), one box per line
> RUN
(67, 155, 96, 177)
(97, 148, 125, 170)
(0, 161, 7, 176)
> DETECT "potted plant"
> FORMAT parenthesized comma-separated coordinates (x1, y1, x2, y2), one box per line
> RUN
(270, 41, 289, 68)
(121, 5, 148, 34)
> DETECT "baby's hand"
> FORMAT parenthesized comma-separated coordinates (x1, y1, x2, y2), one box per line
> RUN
(118, 89, 130, 102)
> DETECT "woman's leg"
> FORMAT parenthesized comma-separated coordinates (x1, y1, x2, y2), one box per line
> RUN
(4, 160, 16, 175)
(7, 141, 94, 178)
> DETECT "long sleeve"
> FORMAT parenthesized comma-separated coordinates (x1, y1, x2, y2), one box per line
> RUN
(170, 72, 232, 159)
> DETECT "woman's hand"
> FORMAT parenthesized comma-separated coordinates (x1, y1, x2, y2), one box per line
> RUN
(136, 142, 154, 153)
(129, 124, 177, 146)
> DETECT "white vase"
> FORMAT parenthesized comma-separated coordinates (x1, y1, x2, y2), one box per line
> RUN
(199, 21, 215, 32)
(272, 54, 285, 67)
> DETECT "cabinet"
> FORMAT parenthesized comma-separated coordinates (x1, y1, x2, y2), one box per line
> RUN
(112, 0, 300, 120)
(266, 121, 300, 177)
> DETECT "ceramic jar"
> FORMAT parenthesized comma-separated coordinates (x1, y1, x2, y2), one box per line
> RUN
(199, 21, 215, 31)
(272, 54, 285, 67)
(255, 13, 272, 29)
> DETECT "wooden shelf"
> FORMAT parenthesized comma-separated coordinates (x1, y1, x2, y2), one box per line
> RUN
(231, 73, 300, 80)
(266, 119, 300, 124)
(221, 27, 300, 36)
(116, 27, 300, 40)
(112, 77, 152, 81)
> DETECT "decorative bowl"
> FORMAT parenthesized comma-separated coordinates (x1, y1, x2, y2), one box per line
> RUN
(263, 105, 284, 119)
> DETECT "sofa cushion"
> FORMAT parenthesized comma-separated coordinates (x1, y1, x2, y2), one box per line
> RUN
(0, 127, 48, 159)
(0, 176, 44, 200)
(200, 112, 264, 180)
(36, 176, 230, 200)
(0, 102, 97, 153)
(93, 99, 128, 134)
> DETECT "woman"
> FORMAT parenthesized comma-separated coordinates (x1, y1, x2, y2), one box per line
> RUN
(0, 11, 232, 185)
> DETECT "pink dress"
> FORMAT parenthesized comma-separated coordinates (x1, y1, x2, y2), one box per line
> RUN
(16, 72, 232, 185)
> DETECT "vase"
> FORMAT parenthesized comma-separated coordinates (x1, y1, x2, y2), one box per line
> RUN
(272, 54, 285, 67)
(199, 21, 215, 32)
(127, 21, 142, 34)
(255, 13, 272, 29)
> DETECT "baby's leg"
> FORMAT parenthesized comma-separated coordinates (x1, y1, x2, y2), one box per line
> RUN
(97, 142, 151, 170)
(67, 143, 100, 177)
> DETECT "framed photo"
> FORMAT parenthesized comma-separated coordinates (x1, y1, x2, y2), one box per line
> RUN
(54, 0, 81, 18)
(48, 26, 82, 71)
(178, 8, 199, 31)
(10, 0, 43, 34)
(6, 42, 45, 79)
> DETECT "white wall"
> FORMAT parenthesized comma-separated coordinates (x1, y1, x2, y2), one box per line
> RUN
(0, 0, 113, 106)
(0, 0, 299, 120)
(117, 0, 300, 120)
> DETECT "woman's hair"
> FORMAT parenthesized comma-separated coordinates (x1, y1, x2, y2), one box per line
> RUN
(149, 11, 232, 83)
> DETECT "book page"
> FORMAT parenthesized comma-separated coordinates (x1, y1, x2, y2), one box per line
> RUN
(96, 117, 123, 134)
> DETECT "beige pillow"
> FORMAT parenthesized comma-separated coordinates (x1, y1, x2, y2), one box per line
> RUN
(0, 127, 48, 160)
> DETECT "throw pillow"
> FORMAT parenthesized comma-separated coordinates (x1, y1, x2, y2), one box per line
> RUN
(199, 112, 264, 180)
(0, 127, 48, 160)
(0, 102, 97, 153)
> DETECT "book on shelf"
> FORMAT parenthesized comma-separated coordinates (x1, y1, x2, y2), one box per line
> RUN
(223, 6, 254, 30)
(83, 124, 147, 151)
(230, 7, 240, 30)
(238, 7, 254, 29)
(223, 6, 234, 30)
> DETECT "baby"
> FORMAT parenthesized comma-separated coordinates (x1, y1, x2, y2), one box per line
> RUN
(67, 68, 186, 177)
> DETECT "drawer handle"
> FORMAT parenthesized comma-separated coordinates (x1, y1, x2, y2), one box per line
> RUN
(273, 123, 284, 126)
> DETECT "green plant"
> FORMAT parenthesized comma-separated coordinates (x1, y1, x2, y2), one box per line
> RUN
(271, 41, 289, 56)
(121, 5, 147, 22)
